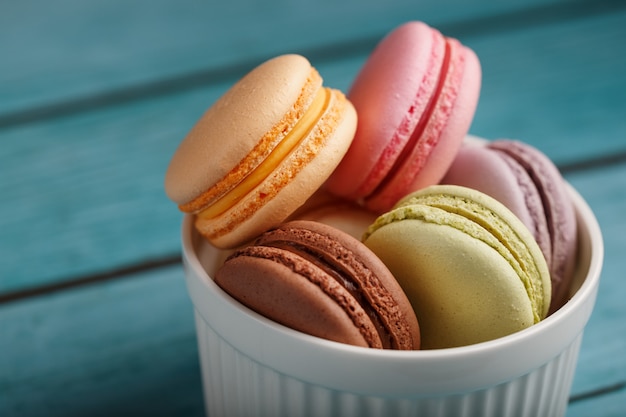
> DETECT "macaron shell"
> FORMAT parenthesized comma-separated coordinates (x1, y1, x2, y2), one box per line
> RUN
(288, 190, 378, 240)
(489, 140, 578, 313)
(298, 206, 377, 241)
(216, 250, 371, 348)
(364, 218, 535, 349)
(365, 43, 481, 212)
(325, 21, 437, 200)
(494, 150, 553, 267)
(165, 54, 313, 205)
(197, 93, 357, 248)
(442, 142, 552, 267)
(443, 143, 536, 226)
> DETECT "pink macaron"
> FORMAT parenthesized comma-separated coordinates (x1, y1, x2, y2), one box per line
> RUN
(325, 21, 481, 212)
(442, 139, 578, 313)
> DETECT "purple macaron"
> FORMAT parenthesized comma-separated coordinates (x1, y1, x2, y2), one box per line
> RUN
(442, 139, 577, 313)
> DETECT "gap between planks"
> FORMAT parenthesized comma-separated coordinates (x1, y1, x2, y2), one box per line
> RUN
(0, 146, 624, 306)
(0, 249, 623, 407)
(0, 254, 181, 304)
(569, 380, 626, 403)
(0, 0, 624, 130)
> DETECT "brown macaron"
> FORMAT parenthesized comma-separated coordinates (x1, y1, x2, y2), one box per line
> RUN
(215, 220, 420, 349)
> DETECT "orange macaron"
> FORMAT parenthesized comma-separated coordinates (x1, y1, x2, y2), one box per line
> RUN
(165, 54, 357, 248)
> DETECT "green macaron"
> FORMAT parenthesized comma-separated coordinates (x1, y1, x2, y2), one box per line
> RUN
(362, 185, 551, 349)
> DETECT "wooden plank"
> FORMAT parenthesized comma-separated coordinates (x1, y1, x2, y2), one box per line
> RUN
(1, 10, 625, 293)
(0, 165, 624, 416)
(0, 85, 221, 294)
(468, 10, 626, 165)
(0, 266, 205, 417)
(0, 0, 589, 116)
(566, 165, 626, 397)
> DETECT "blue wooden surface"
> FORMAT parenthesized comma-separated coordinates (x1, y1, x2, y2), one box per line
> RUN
(1, 0, 625, 415)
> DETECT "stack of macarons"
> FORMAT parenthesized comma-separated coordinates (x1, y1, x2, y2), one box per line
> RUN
(165, 21, 577, 350)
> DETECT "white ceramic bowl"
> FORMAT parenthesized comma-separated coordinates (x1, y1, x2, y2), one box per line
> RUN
(182, 183, 603, 417)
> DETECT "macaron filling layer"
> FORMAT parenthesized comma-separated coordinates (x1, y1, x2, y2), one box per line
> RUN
(365, 193, 548, 323)
(196, 87, 331, 220)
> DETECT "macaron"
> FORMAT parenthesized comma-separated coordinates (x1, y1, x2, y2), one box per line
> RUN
(442, 139, 577, 313)
(215, 220, 421, 350)
(325, 21, 481, 213)
(288, 190, 378, 240)
(165, 54, 357, 248)
(362, 185, 551, 349)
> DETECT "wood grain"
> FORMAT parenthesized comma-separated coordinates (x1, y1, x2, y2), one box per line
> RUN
(1, 1, 625, 415)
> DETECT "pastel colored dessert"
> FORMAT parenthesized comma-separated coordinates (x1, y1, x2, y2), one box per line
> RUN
(288, 190, 378, 240)
(325, 21, 481, 213)
(362, 185, 551, 349)
(215, 220, 421, 350)
(165, 54, 357, 248)
(442, 139, 577, 312)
